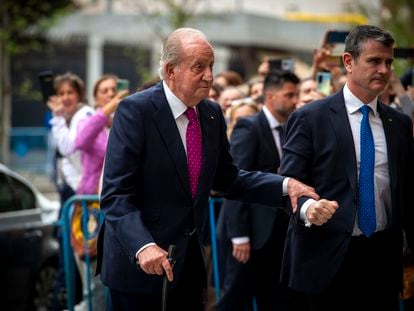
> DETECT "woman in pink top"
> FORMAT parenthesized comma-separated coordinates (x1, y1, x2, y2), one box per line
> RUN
(75, 75, 128, 194)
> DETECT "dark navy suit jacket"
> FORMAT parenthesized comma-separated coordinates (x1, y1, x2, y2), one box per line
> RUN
(279, 89, 414, 294)
(220, 110, 288, 250)
(97, 82, 287, 294)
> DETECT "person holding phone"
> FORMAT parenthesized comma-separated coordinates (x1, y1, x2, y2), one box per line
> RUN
(47, 72, 94, 205)
(280, 25, 414, 310)
(75, 74, 129, 195)
(296, 77, 325, 109)
(311, 30, 349, 83)
(47, 72, 94, 309)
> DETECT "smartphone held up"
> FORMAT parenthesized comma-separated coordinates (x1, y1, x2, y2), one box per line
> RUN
(316, 72, 332, 96)
(268, 58, 295, 74)
(116, 79, 130, 92)
(38, 71, 55, 104)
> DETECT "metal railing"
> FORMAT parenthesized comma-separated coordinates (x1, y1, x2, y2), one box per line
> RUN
(58, 195, 224, 311)
(57, 194, 102, 311)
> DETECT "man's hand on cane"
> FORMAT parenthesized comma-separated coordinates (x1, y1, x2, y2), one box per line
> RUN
(137, 245, 174, 281)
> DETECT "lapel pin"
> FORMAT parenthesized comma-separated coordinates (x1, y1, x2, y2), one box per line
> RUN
(210, 116, 214, 119)
(388, 118, 392, 122)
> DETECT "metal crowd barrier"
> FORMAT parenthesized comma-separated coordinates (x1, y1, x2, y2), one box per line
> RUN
(57, 195, 406, 311)
(58, 194, 102, 311)
(208, 197, 223, 301)
(58, 195, 224, 311)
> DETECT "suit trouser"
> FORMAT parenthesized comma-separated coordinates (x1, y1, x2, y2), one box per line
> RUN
(307, 229, 400, 311)
(110, 233, 206, 311)
(217, 219, 308, 311)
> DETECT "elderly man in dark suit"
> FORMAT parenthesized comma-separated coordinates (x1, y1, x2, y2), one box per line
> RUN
(280, 25, 414, 310)
(97, 28, 320, 311)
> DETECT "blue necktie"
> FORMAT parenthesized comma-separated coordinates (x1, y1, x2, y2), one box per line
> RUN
(358, 105, 376, 237)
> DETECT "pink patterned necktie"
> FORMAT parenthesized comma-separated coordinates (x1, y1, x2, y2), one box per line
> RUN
(185, 107, 203, 198)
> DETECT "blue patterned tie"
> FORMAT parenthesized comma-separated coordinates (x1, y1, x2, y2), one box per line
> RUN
(358, 105, 376, 237)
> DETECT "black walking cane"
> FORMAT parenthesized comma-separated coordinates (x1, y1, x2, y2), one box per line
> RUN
(161, 245, 176, 311)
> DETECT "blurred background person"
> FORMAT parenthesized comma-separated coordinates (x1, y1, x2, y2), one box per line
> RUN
(379, 71, 414, 119)
(75, 74, 128, 195)
(48, 72, 93, 204)
(257, 56, 270, 78)
(226, 99, 260, 139)
(216, 70, 305, 311)
(247, 76, 264, 105)
(214, 69, 244, 88)
(218, 87, 246, 121)
(209, 82, 224, 102)
(69, 74, 128, 309)
(47, 72, 93, 310)
(297, 77, 325, 109)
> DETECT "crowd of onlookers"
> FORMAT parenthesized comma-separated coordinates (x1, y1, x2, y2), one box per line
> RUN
(45, 28, 414, 310)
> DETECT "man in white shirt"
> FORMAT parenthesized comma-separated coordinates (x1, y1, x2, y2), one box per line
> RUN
(280, 25, 414, 310)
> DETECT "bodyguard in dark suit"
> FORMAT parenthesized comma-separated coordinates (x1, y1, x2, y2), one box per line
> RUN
(97, 28, 318, 311)
(280, 25, 414, 310)
(217, 71, 307, 310)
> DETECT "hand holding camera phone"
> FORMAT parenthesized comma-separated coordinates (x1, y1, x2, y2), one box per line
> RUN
(316, 72, 332, 96)
(326, 30, 349, 57)
(268, 58, 295, 73)
(38, 70, 55, 104)
(117, 78, 130, 92)
(326, 30, 349, 44)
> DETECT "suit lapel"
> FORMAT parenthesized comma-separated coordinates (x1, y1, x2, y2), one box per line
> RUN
(377, 102, 397, 206)
(152, 84, 192, 199)
(329, 92, 358, 198)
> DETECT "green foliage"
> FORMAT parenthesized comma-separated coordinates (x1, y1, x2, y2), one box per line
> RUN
(0, 0, 75, 55)
(123, 46, 153, 89)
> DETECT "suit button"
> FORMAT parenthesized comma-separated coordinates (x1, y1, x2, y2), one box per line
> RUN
(184, 228, 196, 237)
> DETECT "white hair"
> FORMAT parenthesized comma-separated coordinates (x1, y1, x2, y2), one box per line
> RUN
(158, 28, 211, 80)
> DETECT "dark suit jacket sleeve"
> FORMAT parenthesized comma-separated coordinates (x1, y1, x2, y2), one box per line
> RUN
(225, 118, 258, 238)
(100, 96, 154, 262)
(279, 109, 313, 220)
(213, 111, 287, 212)
(403, 124, 414, 251)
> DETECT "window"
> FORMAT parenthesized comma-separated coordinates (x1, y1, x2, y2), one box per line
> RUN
(0, 172, 35, 213)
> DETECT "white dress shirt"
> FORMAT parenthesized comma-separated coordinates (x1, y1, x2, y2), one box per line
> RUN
(301, 84, 391, 235)
(262, 106, 284, 159)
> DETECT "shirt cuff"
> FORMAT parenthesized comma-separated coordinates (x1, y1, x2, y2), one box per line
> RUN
(282, 177, 290, 196)
(135, 242, 156, 260)
(231, 237, 250, 244)
(300, 198, 317, 227)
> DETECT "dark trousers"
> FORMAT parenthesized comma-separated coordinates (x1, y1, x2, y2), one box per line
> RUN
(110, 234, 206, 311)
(308, 229, 400, 311)
(217, 221, 308, 311)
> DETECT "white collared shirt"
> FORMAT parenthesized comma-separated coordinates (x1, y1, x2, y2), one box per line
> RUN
(163, 81, 191, 153)
(262, 106, 284, 159)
